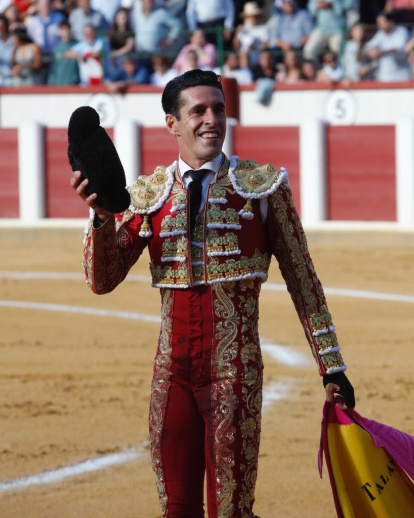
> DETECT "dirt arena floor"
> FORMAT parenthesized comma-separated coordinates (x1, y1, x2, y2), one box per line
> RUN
(1, 226, 414, 518)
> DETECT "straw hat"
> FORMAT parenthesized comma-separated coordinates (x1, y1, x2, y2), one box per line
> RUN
(241, 2, 263, 17)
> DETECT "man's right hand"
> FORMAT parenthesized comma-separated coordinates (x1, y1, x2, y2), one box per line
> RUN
(70, 170, 112, 224)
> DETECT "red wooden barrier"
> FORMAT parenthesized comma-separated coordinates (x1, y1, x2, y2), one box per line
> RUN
(233, 126, 301, 212)
(0, 129, 19, 218)
(141, 127, 177, 175)
(327, 126, 396, 221)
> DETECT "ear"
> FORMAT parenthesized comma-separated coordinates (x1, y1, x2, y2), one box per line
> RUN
(165, 114, 180, 137)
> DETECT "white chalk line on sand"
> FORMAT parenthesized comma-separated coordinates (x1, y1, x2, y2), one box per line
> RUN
(1, 270, 414, 304)
(0, 447, 146, 493)
(0, 300, 161, 323)
(0, 343, 302, 494)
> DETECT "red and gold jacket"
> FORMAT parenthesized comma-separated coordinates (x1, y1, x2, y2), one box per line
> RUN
(83, 155, 346, 376)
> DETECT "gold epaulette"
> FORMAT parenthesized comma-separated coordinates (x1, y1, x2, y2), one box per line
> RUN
(128, 163, 176, 215)
(228, 157, 288, 200)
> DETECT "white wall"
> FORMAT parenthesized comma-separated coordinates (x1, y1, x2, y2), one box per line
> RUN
(3, 84, 414, 129)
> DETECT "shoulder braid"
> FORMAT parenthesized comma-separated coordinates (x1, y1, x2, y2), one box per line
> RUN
(228, 156, 287, 199)
(128, 162, 176, 215)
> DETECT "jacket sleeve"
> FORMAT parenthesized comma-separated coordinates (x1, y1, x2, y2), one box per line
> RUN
(83, 210, 149, 294)
(266, 178, 346, 376)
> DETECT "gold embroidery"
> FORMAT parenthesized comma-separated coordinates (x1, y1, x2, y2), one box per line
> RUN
(83, 219, 94, 290)
(149, 289, 174, 515)
(207, 250, 270, 282)
(129, 167, 170, 211)
(160, 213, 187, 236)
(233, 159, 284, 195)
(207, 205, 241, 228)
(170, 191, 186, 209)
(206, 230, 240, 256)
(150, 263, 189, 286)
(161, 236, 188, 262)
(238, 281, 263, 514)
(212, 283, 240, 517)
(269, 181, 345, 374)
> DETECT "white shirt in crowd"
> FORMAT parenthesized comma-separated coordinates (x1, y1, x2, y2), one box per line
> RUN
(365, 25, 411, 82)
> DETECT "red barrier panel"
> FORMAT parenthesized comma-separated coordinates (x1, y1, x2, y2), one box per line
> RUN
(141, 127, 177, 175)
(327, 126, 396, 221)
(44, 128, 114, 217)
(0, 129, 19, 218)
(233, 126, 301, 212)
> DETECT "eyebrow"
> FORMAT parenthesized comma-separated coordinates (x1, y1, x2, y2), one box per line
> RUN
(188, 102, 225, 114)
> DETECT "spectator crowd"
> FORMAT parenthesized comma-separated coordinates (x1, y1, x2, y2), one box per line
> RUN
(1, 0, 414, 89)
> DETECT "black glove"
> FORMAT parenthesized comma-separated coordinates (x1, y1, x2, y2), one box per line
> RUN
(67, 106, 130, 213)
(323, 371, 355, 408)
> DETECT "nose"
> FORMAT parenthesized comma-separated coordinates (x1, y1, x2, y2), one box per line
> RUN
(204, 108, 219, 126)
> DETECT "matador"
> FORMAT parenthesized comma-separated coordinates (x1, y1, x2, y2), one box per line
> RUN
(72, 69, 355, 518)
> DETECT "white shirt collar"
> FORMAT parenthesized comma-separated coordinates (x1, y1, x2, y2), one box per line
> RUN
(179, 153, 223, 184)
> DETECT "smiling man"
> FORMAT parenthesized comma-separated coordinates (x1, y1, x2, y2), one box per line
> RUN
(71, 69, 355, 518)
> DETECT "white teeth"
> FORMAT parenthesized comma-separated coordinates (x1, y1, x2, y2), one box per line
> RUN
(201, 133, 218, 138)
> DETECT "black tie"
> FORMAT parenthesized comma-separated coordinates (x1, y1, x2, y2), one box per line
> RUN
(188, 169, 208, 235)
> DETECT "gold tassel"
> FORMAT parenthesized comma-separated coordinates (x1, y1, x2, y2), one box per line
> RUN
(240, 198, 254, 220)
(139, 214, 153, 238)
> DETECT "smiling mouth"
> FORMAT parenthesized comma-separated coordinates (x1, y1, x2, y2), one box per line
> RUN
(199, 131, 220, 139)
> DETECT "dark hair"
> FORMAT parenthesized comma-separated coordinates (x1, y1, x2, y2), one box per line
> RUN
(12, 27, 33, 43)
(161, 69, 224, 119)
(0, 14, 9, 31)
(377, 11, 395, 22)
(59, 20, 70, 29)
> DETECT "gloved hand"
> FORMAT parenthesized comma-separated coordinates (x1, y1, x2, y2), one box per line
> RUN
(67, 106, 130, 213)
(323, 371, 355, 408)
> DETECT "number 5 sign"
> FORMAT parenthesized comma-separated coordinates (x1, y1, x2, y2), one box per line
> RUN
(87, 93, 119, 127)
(323, 90, 358, 125)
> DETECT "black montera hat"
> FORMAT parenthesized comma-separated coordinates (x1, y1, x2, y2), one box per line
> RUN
(67, 106, 130, 213)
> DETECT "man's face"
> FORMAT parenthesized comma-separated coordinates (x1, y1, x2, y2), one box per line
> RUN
(166, 86, 226, 168)
(377, 15, 393, 33)
(282, 0, 296, 15)
(84, 25, 95, 43)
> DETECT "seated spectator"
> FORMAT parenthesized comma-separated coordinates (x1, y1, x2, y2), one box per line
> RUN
(251, 49, 277, 81)
(180, 49, 199, 71)
(172, 29, 216, 74)
(300, 58, 318, 81)
(69, 0, 108, 43)
(268, 0, 314, 53)
(0, 14, 14, 86)
(365, 11, 411, 82)
(11, 26, 41, 85)
(108, 7, 135, 70)
(343, 22, 375, 82)
(149, 54, 178, 86)
(132, 0, 182, 56)
(106, 54, 149, 93)
(316, 50, 344, 82)
(303, 0, 349, 60)
(233, 2, 269, 66)
(48, 20, 79, 85)
(65, 23, 110, 85)
(186, 0, 235, 47)
(220, 51, 253, 84)
(4, 5, 24, 32)
(26, 0, 66, 83)
(275, 49, 302, 83)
